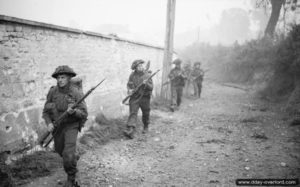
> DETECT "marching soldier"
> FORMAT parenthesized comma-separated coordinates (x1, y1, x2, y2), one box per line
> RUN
(43, 65, 88, 187)
(183, 62, 192, 96)
(191, 62, 204, 98)
(168, 58, 187, 112)
(124, 59, 153, 139)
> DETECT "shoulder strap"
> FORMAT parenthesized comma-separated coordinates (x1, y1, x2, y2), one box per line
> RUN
(49, 85, 58, 93)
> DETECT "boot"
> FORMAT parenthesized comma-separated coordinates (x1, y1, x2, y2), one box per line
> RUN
(142, 124, 149, 134)
(177, 97, 181, 107)
(76, 154, 80, 161)
(170, 105, 175, 112)
(124, 127, 135, 139)
(64, 179, 73, 187)
(64, 177, 80, 187)
(64, 175, 80, 187)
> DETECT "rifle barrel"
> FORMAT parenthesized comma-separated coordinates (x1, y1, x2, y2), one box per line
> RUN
(122, 70, 160, 104)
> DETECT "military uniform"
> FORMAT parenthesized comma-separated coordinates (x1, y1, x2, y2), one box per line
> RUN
(168, 59, 186, 111)
(191, 62, 204, 98)
(42, 66, 88, 186)
(125, 60, 153, 138)
(183, 63, 192, 96)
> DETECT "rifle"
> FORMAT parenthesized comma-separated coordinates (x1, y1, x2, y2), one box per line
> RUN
(122, 70, 160, 104)
(162, 71, 187, 86)
(145, 60, 150, 72)
(39, 78, 106, 148)
(191, 69, 209, 81)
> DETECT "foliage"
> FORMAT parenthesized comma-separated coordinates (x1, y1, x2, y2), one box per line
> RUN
(180, 24, 300, 100)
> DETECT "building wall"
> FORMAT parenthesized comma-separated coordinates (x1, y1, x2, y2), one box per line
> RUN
(0, 15, 168, 153)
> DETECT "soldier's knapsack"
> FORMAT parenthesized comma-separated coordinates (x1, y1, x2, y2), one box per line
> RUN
(70, 77, 87, 131)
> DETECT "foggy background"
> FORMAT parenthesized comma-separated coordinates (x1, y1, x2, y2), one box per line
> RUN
(0, 0, 291, 49)
(1, 1, 300, 186)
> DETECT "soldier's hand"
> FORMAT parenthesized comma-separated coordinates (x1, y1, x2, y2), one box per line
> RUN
(47, 123, 54, 132)
(128, 89, 134, 95)
(67, 104, 75, 115)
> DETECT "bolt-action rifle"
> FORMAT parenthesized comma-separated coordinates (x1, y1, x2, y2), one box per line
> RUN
(191, 69, 209, 81)
(162, 71, 187, 86)
(122, 70, 160, 104)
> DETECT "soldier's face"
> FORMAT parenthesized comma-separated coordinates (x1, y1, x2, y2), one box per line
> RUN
(57, 74, 70, 88)
(136, 64, 144, 72)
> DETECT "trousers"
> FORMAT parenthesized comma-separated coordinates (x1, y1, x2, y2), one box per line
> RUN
(171, 86, 183, 107)
(127, 96, 151, 128)
(193, 81, 202, 97)
(54, 124, 78, 179)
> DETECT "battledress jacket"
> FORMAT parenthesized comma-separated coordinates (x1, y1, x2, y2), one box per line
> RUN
(42, 84, 88, 129)
(191, 68, 204, 82)
(127, 71, 153, 98)
(168, 67, 186, 87)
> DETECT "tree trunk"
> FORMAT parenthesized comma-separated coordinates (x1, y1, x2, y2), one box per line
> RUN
(264, 0, 285, 37)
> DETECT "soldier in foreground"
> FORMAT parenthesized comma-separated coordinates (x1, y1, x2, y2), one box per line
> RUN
(168, 58, 187, 112)
(191, 62, 204, 98)
(43, 66, 88, 187)
(124, 59, 153, 139)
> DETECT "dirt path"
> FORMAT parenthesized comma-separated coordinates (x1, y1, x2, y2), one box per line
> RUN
(23, 82, 300, 187)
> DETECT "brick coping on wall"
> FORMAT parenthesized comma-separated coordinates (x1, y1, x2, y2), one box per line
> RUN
(0, 14, 165, 51)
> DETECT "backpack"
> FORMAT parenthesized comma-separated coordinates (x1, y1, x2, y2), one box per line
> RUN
(70, 77, 87, 131)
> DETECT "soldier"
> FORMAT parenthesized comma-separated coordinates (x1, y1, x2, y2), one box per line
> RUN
(124, 59, 153, 139)
(191, 62, 204, 98)
(168, 58, 187, 112)
(183, 62, 192, 97)
(43, 65, 88, 187)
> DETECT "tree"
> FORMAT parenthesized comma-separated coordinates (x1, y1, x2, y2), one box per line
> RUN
(264, 0, 285, 37)
(256, 0, 299, 37)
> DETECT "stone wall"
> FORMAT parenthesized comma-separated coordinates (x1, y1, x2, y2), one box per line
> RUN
(0, 15, 169, 153)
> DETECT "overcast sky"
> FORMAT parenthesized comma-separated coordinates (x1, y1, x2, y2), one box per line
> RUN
(0, 0, 253, 47)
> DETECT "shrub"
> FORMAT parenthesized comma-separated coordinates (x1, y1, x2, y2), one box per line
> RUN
(180, 24, 300, 102)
